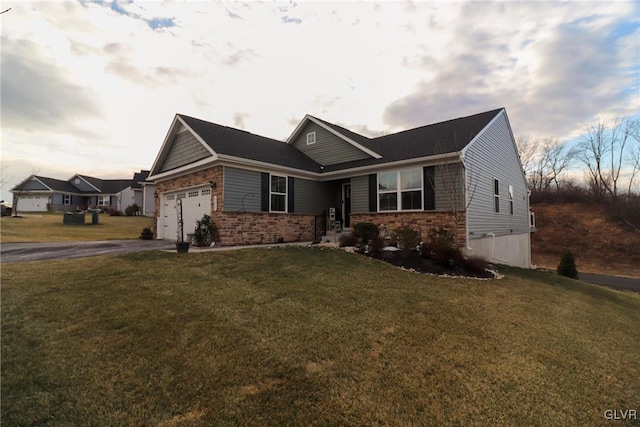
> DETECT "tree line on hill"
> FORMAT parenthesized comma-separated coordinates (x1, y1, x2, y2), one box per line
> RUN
(516, 115, 640, 229)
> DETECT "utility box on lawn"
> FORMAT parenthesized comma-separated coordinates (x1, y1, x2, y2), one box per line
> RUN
(63, 212, 85, 225)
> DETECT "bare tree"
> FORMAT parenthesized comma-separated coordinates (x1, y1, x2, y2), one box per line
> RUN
(516, 136, 576, 192)
(578, 116, 638, 200)
(626, 120, 640, 196)
(515, 135, 540, 183)
(427, 149, 478, 247)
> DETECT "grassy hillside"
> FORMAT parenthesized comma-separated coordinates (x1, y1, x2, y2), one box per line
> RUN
(2, 247, 639, 426)
(531, 202, 640, 277)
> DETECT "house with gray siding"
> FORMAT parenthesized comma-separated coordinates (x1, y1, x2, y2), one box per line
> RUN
(148, 108, 532, 268)
(11, 171, 155, 216)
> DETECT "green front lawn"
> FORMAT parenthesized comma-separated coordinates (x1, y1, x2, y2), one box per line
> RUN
(2, 247, 639, 425)
(0, 212, 154, 242)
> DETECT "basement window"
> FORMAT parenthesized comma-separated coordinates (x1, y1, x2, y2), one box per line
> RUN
(306, 132, 316, 145)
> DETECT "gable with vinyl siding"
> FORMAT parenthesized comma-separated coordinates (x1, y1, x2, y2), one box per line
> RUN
(463, 111, 529, 236)
(290, 122, 371, 166)
(160, 130, 211, 173)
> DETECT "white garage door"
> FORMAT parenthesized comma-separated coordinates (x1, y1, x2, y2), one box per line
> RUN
(16, 195, 49, 212)
(160, 187, 211, 240)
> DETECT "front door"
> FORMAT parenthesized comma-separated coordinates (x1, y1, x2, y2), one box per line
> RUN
(342, 183, 351, 228)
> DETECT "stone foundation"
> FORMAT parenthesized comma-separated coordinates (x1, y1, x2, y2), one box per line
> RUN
(350, 211, 466, 246)
(212, 211, 316, 246)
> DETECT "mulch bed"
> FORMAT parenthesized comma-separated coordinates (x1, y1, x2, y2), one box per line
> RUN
(363, 249, 496, 279)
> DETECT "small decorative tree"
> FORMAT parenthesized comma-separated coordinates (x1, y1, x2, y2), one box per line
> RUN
(557, 251, 578, 279)
(193, 214, 218, 247)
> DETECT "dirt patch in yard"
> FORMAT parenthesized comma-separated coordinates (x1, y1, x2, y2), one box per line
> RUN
(531, 203, 640, 277)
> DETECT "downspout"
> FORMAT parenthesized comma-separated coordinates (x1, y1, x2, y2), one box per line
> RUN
(460, 153, 473, 251)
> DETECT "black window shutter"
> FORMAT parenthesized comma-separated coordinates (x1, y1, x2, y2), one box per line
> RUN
(261, 173, 269, 212)
(368, 174, 377, 212)
(423, 166, 435, 210)
(287, 177, 295, 213)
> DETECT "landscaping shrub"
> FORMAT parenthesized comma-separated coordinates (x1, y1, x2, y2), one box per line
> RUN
(107, 208, 122, 216)
(369, 236, 385, 257)
(421, 228, 463, 268)
(194, 214, 218, 247)
(124, 204, 140, 216)
(353, 222, 379, 244)
(464, 256, 491, 275)
(339, 234, 360, 247)
(557, 251, 578, 279)
(391, 227, 420, 251)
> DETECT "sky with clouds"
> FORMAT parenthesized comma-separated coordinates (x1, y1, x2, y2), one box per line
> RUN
(1, 0, 638, 201)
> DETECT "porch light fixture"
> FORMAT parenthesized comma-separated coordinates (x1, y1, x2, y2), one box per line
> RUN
(209, 181, 217, 189)
(154, 191, 159, 199)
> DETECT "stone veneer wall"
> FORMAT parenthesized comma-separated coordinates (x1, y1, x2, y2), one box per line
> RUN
(350, 211, 466, 247)
(154, 165, 316, 245)
(214, 212, 316, 246)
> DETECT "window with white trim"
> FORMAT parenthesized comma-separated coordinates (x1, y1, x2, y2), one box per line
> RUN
(509, 185, 514, 215)
(63, 194, 71, 205)
(306, 132, 316, 145)
(378, 168, 423, 211)
(494, 179, 500, 213)
(270, 175, 287, 212)
(97, 195, 110, 206)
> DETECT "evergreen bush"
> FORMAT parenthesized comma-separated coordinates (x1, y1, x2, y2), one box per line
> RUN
(352, 222, 379, 244)
(557, 251, 578, 279)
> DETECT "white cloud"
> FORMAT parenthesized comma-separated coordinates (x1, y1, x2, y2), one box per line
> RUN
(1, 0, 638, 201)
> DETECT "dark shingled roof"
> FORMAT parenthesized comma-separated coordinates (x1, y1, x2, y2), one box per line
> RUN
(308, 115, 373, 147)
(179, 115, 322, 172)
(321, 108, 503, 172)
(33, 176, 79, 193)
(131, 170, 150, 189)
(77, 175, 134, 194)
(173, 108, 502, 174)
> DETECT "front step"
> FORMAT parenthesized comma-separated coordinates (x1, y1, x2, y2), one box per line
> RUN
(322, 228, 352, 243)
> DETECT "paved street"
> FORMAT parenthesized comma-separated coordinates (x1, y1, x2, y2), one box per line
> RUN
(0, 240, 174, 263)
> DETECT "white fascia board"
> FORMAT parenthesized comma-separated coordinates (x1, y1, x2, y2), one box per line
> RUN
(176, 115, 218, 157)
(148, 156, 217, 182)
(217, 155, 319, 180)
(306, 116, 382, 159)
(285, 115, 382, 160)
(317, 152, 461, 181)
(149, 114, 219, 177)
(460, 108, 504, 159)
(285, 114, 312, 144)
(32, 176, 54, 191)
(30, 177, 56, 192)
(11, 175, 54, 193)
(73, 175, 101, 192)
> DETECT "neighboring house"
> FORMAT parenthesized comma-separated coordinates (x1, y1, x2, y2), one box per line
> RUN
(148, 108, 532, 268)
(11, 171, 155, 215)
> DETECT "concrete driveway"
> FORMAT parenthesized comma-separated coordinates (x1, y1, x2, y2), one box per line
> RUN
(0, 240, 175, 263)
